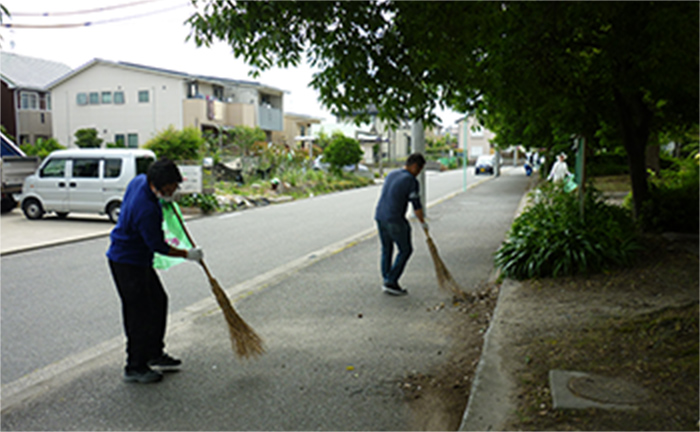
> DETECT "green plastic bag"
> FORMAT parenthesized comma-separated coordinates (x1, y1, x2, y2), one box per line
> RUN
(153, 202, 193, 270)
(563, 173, 578, 193)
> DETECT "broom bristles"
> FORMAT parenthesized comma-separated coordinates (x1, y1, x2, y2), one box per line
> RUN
(208, 276, 265, 359)
(426, 235, 465, 298)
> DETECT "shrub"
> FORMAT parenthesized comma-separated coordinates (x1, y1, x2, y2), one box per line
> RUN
(323, 133, 363, 173)
(144, 126, 204, 162)
(20, 137, 65, 158)
(635, 157, 699, 233)
(177, 193, 220, 214)
(74, 128, 103, 148)
(495, 183, 639, 280)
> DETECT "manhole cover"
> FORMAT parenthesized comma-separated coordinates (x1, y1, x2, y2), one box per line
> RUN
(568, 375, 648, 405)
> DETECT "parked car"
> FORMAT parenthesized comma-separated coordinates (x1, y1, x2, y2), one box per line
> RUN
(19, 149, 156, 223)
(312, 155, 369, 173)
(474, 155, 495, 175)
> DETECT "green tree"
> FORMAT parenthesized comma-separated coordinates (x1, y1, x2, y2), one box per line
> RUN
(144, 126, 204, 161)
(74, 128, 103, 148)
(20, 137, 65, 158)
(188, 1, 698, 225)
(225, 125, 266, 157)
(323, 133, 363, 174)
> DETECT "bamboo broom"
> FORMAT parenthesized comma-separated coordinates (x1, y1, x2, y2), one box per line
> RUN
(173, 209, 265, 359)
(423, 228, 465, 298)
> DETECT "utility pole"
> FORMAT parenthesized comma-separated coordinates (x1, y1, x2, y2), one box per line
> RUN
(462, 118, 468, 191)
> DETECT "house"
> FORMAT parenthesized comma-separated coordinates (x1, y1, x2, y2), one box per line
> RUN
(47, 59, 285, 148)
(0, 51, 72, 145)
(457, 116, 496, 163)
(274, 112, 323, 153)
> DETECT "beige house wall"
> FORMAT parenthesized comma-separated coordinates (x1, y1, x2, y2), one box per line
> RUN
(182, 99, 271, 135)
(17, 110, 53, 142)
(277, 115, 321, 147)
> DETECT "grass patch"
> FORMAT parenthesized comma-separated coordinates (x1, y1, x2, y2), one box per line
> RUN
(590, 174, 632, 193)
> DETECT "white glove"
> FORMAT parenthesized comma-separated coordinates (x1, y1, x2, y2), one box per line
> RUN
(186, 247, 203, 261)
(421, 222, 429, 232)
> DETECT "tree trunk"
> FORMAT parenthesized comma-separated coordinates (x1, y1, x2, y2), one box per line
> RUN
(613, 88, 652, 222)
(645, 130, 660, 175)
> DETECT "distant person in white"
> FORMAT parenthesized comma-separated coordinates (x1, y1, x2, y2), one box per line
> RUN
(547, 153, 571, 182)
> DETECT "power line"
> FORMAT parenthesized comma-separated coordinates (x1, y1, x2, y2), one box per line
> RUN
(8, 0, 169, 17)
(2, 2, 192, 29)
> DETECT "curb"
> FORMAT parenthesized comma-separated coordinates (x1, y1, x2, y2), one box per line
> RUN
(458, 173, 537, 431)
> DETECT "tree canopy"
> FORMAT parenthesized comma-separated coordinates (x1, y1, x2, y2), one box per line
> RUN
(188, 1, 699, 219)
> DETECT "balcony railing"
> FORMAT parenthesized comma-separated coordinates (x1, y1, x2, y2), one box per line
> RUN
(258, 105, 282, 131)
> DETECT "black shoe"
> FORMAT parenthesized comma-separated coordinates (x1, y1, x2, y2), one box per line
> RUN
(148, 353, 182, 370)
(124, 367, 163, 384)
(382, 282, 408, 296)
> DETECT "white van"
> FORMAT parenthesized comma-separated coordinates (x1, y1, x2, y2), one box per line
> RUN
(19, 149, 156, 223)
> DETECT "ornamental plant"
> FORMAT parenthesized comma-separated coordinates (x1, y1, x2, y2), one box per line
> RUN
(495, 183, 640, 280)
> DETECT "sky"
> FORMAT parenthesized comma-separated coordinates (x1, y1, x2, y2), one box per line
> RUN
(1, 0, 462, 127)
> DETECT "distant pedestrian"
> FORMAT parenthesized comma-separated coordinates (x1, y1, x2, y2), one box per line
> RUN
(106, 158, 203, 384)
(547, 153, 571, 183)
(374, 153, 428, 296)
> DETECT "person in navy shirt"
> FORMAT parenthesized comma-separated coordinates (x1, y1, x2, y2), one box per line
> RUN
(374, 153, 428, 296)
(107, 158, 203, 384)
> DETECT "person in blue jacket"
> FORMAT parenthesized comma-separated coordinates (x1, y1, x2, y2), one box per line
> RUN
(374, 153, 428, 296)
(107, 158, 203, 384)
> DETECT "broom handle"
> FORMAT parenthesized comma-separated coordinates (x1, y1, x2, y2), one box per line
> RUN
(169, 203, 215, 280)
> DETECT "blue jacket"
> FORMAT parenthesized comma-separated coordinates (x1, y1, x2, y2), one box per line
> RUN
(106, 174, 170, 266)
(374, 169, 422, 223)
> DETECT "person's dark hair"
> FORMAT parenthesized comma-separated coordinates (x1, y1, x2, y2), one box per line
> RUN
(147, 158, 182, 190)
(406, 153, 426, 168)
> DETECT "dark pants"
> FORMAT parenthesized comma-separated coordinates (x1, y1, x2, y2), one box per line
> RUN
(109, 260, 167, 372)
(377, 219, 413, 285)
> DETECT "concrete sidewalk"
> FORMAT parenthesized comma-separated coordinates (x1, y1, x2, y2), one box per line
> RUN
(1, 169, 531, 431)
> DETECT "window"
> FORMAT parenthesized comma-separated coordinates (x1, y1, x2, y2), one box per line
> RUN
(114, 134, 125, 147)
(77, 93, 88, 106)
(136, 156, 153, 175)
(46, 94, 52, 111)
(127, 133, 138, 148)
(188, 82, 198, 98)
(138, 90, 149, 103)
(72, 159, 100, 178)
(213, 85, 224, 100)
(114, 91, 125, 104)
(101, 91, 112, 104)
(19, 92, 39, 110)
(471, 125, 484, 137)
(89, 92, 99, 105)
(40, 159, 66, 178)
(104, 159, 122, 178)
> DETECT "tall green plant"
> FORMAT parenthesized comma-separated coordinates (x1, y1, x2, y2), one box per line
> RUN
(144, 126, 204, 161)
(20, 137, 65, 158)
(495, 183, 639, 280)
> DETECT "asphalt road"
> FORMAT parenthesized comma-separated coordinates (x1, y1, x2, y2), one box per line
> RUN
(1, 168, 491, 385)
(1, 167, 531, 431)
